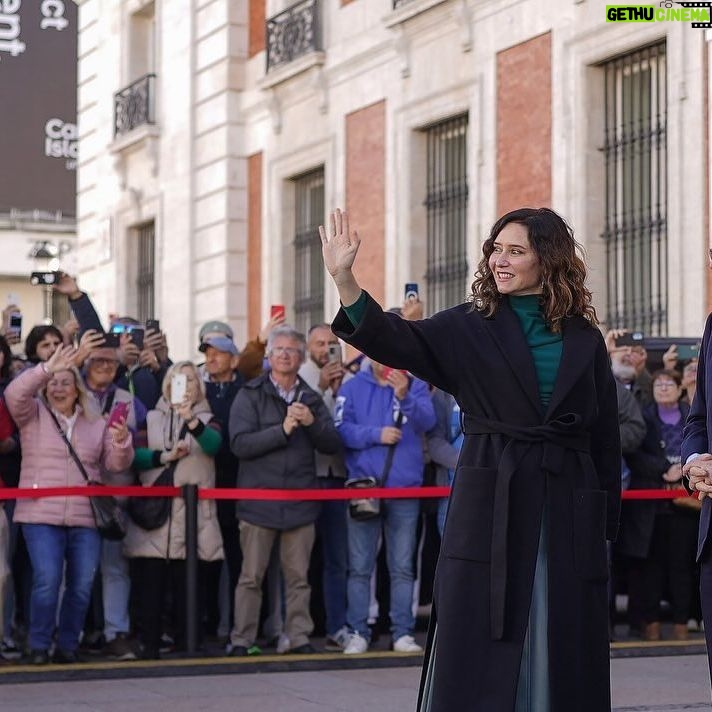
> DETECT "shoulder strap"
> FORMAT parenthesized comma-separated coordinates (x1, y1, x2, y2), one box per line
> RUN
(41, 399, 92, 483)
(380, 410, 404, 487)
(102, 389, 116, 416)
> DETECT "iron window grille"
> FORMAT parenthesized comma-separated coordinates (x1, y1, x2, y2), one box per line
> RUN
(601, 42, 667, 335)
(114, 73, 156, 137)
(266, 0, 321, 73)
(423, 114, 470, 314)
(136, 221, 155, 323)
(293, 168, 325, 334)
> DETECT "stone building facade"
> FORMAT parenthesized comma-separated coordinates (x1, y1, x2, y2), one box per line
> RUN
(75, 0, 710, 358)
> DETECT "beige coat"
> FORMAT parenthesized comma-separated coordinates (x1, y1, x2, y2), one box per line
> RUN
(122, 398, 224, 561)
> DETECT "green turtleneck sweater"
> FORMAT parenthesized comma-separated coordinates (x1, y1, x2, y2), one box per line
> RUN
(507, 294, 562, 408)
(342, 291, 562, 408)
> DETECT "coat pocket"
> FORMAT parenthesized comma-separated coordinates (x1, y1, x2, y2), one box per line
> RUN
(441, 467, 496, 562)
(572, 489, 609, 582)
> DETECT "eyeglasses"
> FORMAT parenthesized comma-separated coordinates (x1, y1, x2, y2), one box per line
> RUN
(88, 357, 118, 367)
(270, 346, 301, 357)
(653, 381, 678, 389)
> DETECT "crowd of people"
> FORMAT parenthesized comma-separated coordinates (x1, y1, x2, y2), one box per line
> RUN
(0, 272, 442, 664)
(608, 334, 702, 641)
(0, 265, 699, 669)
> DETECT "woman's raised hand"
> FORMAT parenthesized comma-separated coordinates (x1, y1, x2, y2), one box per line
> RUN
(46, 344, 79, 375)
(319, 209, 362, 306)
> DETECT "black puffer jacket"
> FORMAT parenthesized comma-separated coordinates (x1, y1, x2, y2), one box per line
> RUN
(229, 372, 341, 530)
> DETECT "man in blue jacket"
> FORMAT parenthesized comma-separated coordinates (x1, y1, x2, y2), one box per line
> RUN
(335, 360, 435, 654)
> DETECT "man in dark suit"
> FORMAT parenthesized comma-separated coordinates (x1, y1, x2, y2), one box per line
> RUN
(682, 310, 712, 681)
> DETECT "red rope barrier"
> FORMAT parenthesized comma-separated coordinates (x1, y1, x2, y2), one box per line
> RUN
(0, 485, 699, 501)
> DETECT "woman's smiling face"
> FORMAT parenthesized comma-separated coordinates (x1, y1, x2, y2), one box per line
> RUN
(488, 222, 542, 297)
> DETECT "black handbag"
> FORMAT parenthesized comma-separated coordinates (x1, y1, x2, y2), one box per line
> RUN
(127, 421, 187, 531)
(43, 401, 127, 541)
(127, 461, 176, 530)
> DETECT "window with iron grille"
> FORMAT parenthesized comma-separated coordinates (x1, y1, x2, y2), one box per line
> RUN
(423, 115, 469, 314)
(601, 42, 667, 335)
(293, 168, 325, 334)
(136, 221, 155, 323)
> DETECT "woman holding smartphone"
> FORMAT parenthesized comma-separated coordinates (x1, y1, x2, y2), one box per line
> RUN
(4, 345, 132, 664)
(320, 208, 620, 712)
(124, 361, 224, 659)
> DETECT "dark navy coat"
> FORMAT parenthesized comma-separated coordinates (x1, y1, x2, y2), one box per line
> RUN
(333, 292, 621, 712)
(682, 312, 712, 560)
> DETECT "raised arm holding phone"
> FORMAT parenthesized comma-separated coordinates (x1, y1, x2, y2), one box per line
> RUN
(320, 207, 620, 712)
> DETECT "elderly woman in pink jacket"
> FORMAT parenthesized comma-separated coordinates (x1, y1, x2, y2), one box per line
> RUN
(5, 345, 133, 665)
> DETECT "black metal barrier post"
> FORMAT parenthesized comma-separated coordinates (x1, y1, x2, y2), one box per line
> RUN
(183, 484, 199, 655)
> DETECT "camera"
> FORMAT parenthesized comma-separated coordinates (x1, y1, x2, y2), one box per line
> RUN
(30, 271, 59, 286)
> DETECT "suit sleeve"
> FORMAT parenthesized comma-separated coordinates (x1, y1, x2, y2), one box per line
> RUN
(332, 291, 457, 395)
(682, 313, 712, 461)
(590, 334, 622, 541)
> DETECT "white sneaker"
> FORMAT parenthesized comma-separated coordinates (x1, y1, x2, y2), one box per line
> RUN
(324, 626, 351, 652)
(392, 634, 422, 653)
(343, 632, 369, 655)
(276, 633, 291, 654)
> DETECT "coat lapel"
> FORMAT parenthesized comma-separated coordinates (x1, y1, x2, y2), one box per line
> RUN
(544, 316, 597, 419)
(482, 300, 543, 417)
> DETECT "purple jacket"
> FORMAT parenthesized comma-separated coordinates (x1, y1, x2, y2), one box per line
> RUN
(5, 364, 134, 529)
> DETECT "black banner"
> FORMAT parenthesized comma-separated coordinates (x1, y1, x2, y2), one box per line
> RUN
(0, 1, 77, 217)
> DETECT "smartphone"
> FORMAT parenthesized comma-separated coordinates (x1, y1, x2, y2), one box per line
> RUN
(676, 344, 700, 360)
(145, 318, 160, 333)
(327, 343, 342, 364)
(30, 271, 59, 286)
(106, 401, 130, 429)
(8, 312, 22, 339)
(171, 373, 187, 405)
(103, 331, 121, 348)
(404, 283, 419, 302)
(110, 324, 145, 349)
(615, 331, 645, 347)
(270, 304, 285, 320)
(128, 327, 144, 349)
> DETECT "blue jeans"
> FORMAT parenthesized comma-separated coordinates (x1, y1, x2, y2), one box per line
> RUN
(346, 498, 419, 642)
(101, 538, 130, 641)
(317, 478, 348, 636)
(22, 524, 101, 652)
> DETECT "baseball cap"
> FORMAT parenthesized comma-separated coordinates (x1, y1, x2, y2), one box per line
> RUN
(199, 320, 234, 341)
(199, 336, 239, 356)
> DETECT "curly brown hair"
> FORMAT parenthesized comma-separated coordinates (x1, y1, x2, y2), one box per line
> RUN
(470, 207, 598, 333)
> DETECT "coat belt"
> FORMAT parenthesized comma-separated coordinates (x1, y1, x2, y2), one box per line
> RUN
(461, 413, 591, 641)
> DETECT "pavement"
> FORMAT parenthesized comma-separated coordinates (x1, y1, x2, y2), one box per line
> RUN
(0, 654, 709, 711)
